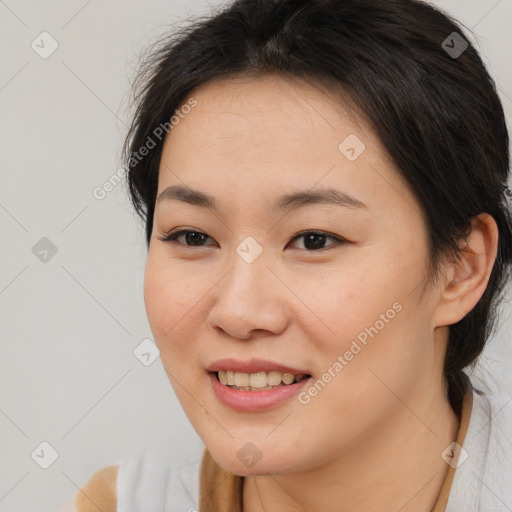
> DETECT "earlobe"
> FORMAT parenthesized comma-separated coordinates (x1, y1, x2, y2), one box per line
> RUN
(434, 213, 499, 327)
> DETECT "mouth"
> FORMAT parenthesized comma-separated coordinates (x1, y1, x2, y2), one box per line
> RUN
(212, 370, 311, 391)
(206, 358, 313, 411)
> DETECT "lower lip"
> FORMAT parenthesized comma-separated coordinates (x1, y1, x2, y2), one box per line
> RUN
(208, 372, 311, 412)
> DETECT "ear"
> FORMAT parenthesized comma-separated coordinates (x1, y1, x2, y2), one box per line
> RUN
(433, 213, 499, 327)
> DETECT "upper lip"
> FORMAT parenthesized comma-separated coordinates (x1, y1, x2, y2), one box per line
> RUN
(206, 358, 311, 375)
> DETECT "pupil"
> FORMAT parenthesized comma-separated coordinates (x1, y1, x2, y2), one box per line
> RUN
(186, 232, 205, 245)
(305, 233, 325, 250)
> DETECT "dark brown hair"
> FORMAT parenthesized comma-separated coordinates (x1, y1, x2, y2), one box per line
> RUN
(123, 0, 512, 406)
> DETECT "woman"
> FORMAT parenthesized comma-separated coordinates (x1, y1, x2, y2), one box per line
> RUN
(75, 0, 512, 510)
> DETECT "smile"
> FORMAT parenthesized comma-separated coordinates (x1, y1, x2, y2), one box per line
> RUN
(215, 370, 309, 391)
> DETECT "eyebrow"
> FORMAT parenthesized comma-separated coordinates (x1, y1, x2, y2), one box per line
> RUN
(156, 184, 368, 213)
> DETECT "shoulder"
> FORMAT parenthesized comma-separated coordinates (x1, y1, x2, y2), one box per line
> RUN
(118, 441, 204, 511)
(446, 374, 512, 511)
(113, 440, 204, 511)
(74, 441, 204, 512)
(75, 464, 119, 512)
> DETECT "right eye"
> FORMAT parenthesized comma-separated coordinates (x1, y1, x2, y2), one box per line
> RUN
(156, 229, 218, 247)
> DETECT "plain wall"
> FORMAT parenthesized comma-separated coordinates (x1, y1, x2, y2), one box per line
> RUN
(0, 0, 511, 510)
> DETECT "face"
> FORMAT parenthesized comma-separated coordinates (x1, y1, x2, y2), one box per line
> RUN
(144, 73, 446, 476)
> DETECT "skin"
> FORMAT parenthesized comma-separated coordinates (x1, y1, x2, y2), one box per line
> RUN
(143, 73, 498, 512)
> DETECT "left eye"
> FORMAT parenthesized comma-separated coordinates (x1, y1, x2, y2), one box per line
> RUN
(288, 230, 345, 251)
(157, 229, 345, 251)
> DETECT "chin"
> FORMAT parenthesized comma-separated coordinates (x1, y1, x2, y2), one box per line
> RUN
(218, 456, 293, 477)
(206, 439, 302, 477)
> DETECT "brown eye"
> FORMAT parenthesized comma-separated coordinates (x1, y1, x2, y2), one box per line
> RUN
(157, 229, 346, 251)
(288, 231, 346, 251)
(157, 229, 216, 246)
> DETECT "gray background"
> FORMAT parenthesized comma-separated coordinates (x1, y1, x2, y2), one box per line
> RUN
(0, 1, 511, 510)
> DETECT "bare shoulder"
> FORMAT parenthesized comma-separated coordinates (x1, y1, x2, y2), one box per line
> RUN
(74, 464, 119, 512)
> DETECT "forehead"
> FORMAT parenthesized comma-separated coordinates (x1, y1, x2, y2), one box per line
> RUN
(167, 73, 367, 151)
(158, 73, 415, 215)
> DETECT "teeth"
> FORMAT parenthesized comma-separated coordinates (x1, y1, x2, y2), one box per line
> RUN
(267, 371, 282, 386)
(282, 373, 294, 385)
(217, 370, 308, 389)
(234, 372, 249, 387)
(249, 372, 267, 388)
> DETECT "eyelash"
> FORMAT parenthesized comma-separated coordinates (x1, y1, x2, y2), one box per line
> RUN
(156, 229, 347, 251)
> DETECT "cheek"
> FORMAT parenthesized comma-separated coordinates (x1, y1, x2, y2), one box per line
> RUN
(307, 260, 400, 342)
(143, 255, 211, 411)
(306, 288, 432, 436)
(306, 247, 430, 385)
(143, 255, 204, 358)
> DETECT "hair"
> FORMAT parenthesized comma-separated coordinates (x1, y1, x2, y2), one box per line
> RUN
(123, 0, 512, 410)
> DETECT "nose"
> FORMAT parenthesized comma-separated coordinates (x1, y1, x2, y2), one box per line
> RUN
(206, 251, 289, 340)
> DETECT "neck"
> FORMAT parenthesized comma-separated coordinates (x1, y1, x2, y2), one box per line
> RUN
(243, 375, 460, 512)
